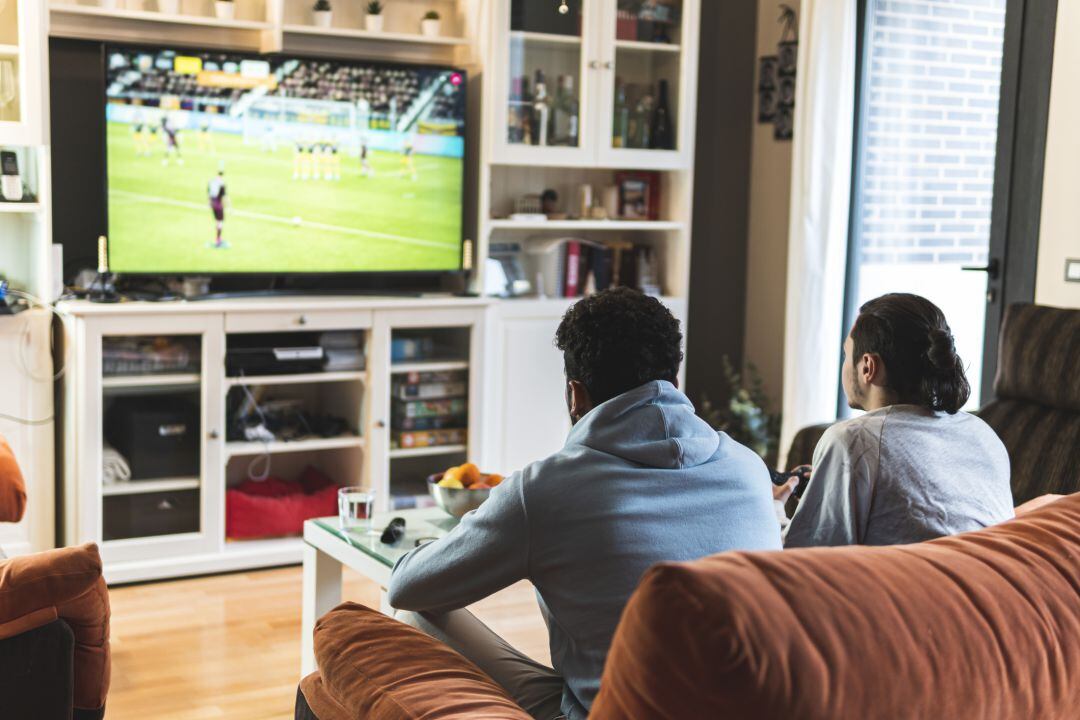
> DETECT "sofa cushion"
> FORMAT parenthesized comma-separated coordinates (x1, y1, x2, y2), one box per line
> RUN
(0, 435, 27, 524)
(591, 494, 1080, 720)
(994, 303, 1080, 413)
(979, 398, 1080, 502)
(0, 543, 111, 711)
(302, 602, 532, 720)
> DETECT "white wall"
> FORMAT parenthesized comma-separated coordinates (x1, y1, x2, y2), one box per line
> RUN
(1035, 0, 1080, 309)
(743, 0, 799, 410)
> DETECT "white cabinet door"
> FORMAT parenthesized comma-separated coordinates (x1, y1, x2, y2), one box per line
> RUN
(489, 303, 571, 474)
(594, 0, 698, 169)
(71, 312, 225, 566)
(0, 0, 45, 146)
(368, 306, 487, 512)
(490, 0, 601, 167)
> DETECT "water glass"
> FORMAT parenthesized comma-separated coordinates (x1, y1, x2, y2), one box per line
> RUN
(338, 486, 376, 531)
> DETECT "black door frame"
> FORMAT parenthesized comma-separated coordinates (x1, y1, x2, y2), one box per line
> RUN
(982, 0, 1059, 401)
(841, 0, 1058, 414)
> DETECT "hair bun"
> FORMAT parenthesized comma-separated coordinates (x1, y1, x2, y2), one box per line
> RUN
(926, 328, 957, 369)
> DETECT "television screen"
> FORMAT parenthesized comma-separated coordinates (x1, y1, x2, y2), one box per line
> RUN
(104, 45, 466, 275)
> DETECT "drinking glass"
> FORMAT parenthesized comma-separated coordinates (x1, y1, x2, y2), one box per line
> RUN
(338, 486, 377, 533)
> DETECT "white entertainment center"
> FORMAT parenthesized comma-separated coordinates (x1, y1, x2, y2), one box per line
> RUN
(4, 0, 701, 582)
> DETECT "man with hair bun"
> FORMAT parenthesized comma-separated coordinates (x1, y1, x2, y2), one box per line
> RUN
(778, 292, 1013, 548)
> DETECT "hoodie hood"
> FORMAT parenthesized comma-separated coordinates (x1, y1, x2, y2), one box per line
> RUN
(565, 380, 720, 470)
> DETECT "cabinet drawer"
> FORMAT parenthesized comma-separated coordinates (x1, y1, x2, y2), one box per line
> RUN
(225, 309, 373, 333)
(103, 490, 199, 541)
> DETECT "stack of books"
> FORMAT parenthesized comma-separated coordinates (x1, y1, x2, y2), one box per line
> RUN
(390, 371, 468, 449)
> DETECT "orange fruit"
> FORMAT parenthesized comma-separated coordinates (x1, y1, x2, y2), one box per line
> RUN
(442, 466, 465, 485)
(459, 462, 482, 487)
(470, 483, 492, 490)
(487, 474, 504, 487)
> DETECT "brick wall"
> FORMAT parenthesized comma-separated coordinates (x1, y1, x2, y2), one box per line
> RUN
(857, 0, 1006, 266)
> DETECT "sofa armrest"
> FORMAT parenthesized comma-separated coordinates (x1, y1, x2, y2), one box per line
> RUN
(0, 544, 110, 712)
(299, 602, 531, 720)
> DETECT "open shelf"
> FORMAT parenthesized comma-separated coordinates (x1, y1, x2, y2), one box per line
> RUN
(389, 444, 467, 459)
(0, 202, 43, 214)
(102, 477, 200, 496)
(102, 373, 201, 389)
(225, 370, 365, 387)
(614, 39, 681, 53)
(282, 24, 468, 45)
(391, 360, 468, 374)
(510, 30, 581, 46)
(49, 4, 273, 30)
(488, 218, 685, 231)
(226, 434, 364, 457)
(0, 44, 19, 56)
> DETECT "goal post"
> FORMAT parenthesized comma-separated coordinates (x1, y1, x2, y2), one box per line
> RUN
(239, 95, 360, 152)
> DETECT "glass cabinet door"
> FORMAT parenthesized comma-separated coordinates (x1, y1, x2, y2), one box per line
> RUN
(494, 0, 595, 164)
(0, 0, 22, 126)
(598, 0, 688, 168)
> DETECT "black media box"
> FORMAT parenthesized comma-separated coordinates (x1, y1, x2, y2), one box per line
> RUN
(106, 396, 200, 480)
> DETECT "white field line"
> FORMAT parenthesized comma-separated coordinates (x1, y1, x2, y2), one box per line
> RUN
(109, 189, 458, 250)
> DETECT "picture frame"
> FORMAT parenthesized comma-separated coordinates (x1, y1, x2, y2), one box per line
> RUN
(615, 171, 660, 220)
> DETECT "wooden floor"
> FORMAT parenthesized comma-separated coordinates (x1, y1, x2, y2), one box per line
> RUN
(106, 566, 550, 719)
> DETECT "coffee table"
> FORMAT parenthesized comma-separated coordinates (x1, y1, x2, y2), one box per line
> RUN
(300, 507, 459, 674)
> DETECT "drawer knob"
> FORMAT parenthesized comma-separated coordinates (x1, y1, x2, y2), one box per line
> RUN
(297, 315, 308, 326)
(208, 429, 220, 440)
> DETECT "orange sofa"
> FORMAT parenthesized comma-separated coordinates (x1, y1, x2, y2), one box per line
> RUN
(298, 494, 1080, 719)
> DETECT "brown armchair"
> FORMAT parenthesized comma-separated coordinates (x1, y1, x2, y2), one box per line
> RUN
(0, 436, 111, 720)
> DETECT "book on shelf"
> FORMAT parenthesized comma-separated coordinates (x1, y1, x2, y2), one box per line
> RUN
(393, 428, 468, 449)
(392, 397, 468, 419)
(392, 370, 468, 401)
(393, 415, 468, 431)
(523, 237, 659, 299)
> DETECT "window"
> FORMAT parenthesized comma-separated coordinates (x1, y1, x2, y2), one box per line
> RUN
(845, 0, 1008, 410)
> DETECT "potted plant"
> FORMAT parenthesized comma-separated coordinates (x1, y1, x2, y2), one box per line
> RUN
(312, 0, 332, 27)
(214, 0, 235, 20)
(420, 9, 440, 37)
(157, 0, 180, 14)
(364, 0, 384, 32)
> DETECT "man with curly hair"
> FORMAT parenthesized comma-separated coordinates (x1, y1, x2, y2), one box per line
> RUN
(389, 287, 781, 720)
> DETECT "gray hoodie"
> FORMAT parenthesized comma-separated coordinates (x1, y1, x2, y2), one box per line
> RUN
(388, 380, 782, 718)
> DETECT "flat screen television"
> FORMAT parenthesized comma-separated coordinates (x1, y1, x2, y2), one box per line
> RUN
(103, 45, 466, 276)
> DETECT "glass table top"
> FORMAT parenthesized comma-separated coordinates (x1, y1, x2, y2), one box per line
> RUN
(313, 507, 459, 568)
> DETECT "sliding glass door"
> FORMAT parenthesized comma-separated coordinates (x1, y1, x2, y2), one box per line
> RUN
(845, 0, 1008, 409)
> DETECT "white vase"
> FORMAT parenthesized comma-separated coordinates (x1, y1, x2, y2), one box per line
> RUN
(420, 18, 440, 37)
(364, 14, 383, 32)
(157, 0, 180, 13)
(313, 9, 332, 27)
(214, 0, 235, 19)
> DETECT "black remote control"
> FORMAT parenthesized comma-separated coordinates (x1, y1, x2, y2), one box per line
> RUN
(380, 517, 406, 545)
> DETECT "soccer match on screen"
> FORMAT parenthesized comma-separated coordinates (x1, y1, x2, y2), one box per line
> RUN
(104, 47, 466, 274)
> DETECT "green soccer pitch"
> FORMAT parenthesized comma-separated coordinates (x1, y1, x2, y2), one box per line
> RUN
(106, 121, 463, 274)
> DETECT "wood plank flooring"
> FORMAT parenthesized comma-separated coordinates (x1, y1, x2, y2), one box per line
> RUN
(106, 567, 550, 719)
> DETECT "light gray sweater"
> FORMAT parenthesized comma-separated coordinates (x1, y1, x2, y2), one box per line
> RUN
(784, 404, 1014, 548)
(388, 381, 782, 719)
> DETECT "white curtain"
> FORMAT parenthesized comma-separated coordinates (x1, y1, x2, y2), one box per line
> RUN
(778, 0, 858, 465)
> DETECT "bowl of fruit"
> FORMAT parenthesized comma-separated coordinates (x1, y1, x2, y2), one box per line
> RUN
(428, 463, 504, 518)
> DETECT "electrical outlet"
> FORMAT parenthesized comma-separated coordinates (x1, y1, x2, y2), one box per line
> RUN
(1067, 259, 1080, 283)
